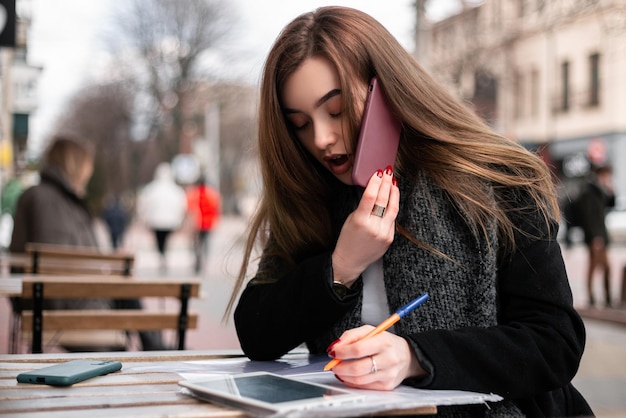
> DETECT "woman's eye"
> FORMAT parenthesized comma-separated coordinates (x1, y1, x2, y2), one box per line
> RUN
(330, 112, 342, 119)
(286, 115, 310, 131)
(293, 121, 310, 131)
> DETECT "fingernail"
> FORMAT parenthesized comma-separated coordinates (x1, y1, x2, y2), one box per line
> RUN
(328, 350, 336, 358)
(326, 339, 341, 353)
(392, 176, 398, 187)
(385, 165, 393, 175)
(334, 374, 344, 383)
(376, 169, 383, 178)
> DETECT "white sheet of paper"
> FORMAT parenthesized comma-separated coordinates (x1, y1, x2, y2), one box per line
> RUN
(170, 353, 503, 418)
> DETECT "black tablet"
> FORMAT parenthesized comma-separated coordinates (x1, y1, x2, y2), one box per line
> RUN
(179, 372, 363, 416)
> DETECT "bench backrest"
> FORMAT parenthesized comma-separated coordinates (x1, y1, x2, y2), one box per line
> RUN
(23, 243, 135, 276)
(18, 275, 201, 353)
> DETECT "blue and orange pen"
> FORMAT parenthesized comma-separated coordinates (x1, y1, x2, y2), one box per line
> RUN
(323, 292, 429, 371)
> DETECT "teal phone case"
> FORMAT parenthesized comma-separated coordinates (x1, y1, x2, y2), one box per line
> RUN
(16, 359, 122, 386)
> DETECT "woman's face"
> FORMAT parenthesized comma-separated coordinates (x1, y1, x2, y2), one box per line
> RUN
(74, 158, 94, 196)
(281, 56, 366, 185)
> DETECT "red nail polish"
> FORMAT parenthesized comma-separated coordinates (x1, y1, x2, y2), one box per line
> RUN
(392, 176, 398, 187)
(334, 374, 344, 383)
(376, 169, 383, 178)
(385, 165, 393, 175)
(326, 339, 341, 353)
(329, 350, 336, 358)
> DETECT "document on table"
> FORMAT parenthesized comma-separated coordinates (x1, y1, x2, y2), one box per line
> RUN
(164, 353, 503, 418)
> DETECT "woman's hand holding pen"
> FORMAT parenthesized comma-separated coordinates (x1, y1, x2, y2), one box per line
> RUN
(332, 166, 399, 286)
(327, 325, 426, 391)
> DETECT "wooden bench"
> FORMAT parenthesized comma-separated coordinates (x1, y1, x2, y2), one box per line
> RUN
(5, 243, 137, 353)
(16, 275, 200, 353)
(23, 242, 135, 276)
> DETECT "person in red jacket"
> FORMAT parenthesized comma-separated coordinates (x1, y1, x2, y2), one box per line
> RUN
(186, 178, 221, 274)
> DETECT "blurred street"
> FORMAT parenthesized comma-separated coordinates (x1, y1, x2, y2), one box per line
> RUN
(118, 215, 247, 351)
(2, 215, 626, 417)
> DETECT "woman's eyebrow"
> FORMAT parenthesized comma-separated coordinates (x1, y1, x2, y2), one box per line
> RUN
(315, 89, 341, 108)
(284, 88, 341, 114)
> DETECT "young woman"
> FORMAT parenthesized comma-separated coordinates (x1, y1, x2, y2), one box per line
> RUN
(227, 6, 592, 417)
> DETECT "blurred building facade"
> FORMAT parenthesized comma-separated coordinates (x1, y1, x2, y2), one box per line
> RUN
(0, 10, 41, 180)
(419, 0, 626, 202)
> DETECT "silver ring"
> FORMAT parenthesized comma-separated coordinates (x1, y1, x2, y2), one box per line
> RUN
(369, 355, 377, 374)
(371, 204, 385, 217)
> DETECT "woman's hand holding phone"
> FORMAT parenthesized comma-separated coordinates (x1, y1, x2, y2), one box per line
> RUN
(332, 167, 399, 286)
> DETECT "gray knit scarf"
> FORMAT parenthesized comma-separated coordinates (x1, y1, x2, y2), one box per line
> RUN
(309, 170, 524, 417)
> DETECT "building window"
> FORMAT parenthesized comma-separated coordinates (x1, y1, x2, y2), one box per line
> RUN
(536, 0, 545, 14)
(561, 60, 570, 112)
(531, 69, 539, 118)
(514, 72, 524, 120)
(518, 0, 526, 17)
(13, 113, 29, 151)
(589, 52, 600, 107)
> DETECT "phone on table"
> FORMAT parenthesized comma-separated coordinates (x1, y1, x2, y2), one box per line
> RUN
(351, 77, 402, 187)
(16, 359, 122, 386)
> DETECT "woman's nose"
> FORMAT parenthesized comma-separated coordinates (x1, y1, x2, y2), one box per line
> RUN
(313, 123, 337, 150)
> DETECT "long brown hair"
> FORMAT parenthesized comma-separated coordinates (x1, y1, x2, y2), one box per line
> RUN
(225, 6, 559, 317)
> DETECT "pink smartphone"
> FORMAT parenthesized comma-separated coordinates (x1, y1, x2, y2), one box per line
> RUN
(351, 77, 402, 187)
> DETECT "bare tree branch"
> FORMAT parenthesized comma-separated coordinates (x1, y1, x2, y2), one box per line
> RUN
(107, 0, 238, 163)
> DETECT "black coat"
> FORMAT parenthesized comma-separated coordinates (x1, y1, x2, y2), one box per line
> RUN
(577, 180, 615, 245)
(10, 166, 98, 252)
(235, 177, 593, 417)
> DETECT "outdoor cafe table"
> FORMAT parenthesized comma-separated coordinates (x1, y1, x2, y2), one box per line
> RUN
(0, 350, 438, 417)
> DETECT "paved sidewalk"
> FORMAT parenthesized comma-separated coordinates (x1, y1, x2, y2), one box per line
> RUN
(117, 216, 245, 351)
(561, 244, 626, 417)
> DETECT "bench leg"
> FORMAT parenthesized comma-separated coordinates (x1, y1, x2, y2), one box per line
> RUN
(9, 311, 21, 354)
(622, 266, 626, 308)
(32, 282, 43, 354)
(177, 284, 191, 350)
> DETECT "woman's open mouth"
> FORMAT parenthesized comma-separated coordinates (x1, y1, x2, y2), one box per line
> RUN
(325, 154, 351, 175)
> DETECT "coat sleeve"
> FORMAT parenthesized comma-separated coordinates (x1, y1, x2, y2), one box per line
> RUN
(406, 218, 586, 400)
(8, 189, 33, 253)
(234, 248, 361, 360)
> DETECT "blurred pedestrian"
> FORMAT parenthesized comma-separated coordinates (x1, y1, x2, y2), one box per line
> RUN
(0, 176, 23, 249)
(10, 135, 168, 351)
(186, 177, 221, 274)
(1, 176, 24, 218)
(101, 194, 129, 250)
(10, 137, 99, 253)
(578, 164, 616, 307)
(136, 162, 187, 272)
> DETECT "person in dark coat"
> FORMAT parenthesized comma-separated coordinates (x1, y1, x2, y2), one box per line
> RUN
(102, 195, 129, 250)
(10, 135, 168, 351)
(577, 164, 615, 307)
